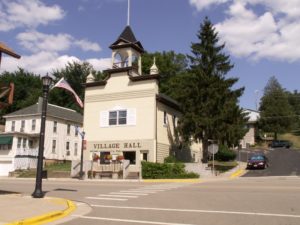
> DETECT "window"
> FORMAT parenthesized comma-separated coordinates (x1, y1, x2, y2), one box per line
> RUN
(32, 119, 36, 131)
(66, 141, 70, 156)
(163, 111, 167, 125)
(109, 110, 127, 126)
(74, 143, 78, 156)
(142, 152, 148, 161)
(67, 124, 71, 135)
(21, 120, 25, 132)
(52, 140, 56, 153)
(29, 140, 33, 148)
(123, 151, 136, 165)
(75, 127, 78, 136)
(22, 138, 26, 148)
(173, 115, 177, 127)
(17, 137, 22, 148)
(11, 121, 15, 132)
(53, 121, 57, 133)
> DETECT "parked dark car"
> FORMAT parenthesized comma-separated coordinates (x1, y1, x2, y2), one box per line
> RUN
(269, 140, 292, 148)
(246, 154, 269, 169)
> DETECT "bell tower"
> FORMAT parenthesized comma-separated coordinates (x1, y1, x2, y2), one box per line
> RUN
(109, 26, 144, 75)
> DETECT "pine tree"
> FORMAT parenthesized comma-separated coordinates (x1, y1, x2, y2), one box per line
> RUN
(169, 17, 246, 163)
(259, 76, 294, 139)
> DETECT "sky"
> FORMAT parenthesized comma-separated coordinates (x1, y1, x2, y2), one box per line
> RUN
(1, 0, 300, 110)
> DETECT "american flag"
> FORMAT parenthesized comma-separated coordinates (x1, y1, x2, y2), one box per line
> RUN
(52, 77, 84, 108)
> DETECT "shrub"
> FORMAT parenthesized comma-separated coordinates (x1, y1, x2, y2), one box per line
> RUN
(214, 145, 236, 162)
(141, 161, 199, 179)
(164, 155, 178, 163)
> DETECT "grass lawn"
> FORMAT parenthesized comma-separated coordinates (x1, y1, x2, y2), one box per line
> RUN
(208, 160, 238, 173)
(16, 161, 71, 178)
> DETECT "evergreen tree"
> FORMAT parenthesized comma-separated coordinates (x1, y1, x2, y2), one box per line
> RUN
(259, 76, 294, 139)
(169, 17, 246, 163)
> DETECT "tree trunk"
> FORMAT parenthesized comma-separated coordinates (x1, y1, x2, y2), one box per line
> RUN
(202, 137, 209, 163)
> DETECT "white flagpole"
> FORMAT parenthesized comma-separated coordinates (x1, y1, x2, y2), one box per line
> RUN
(127, 0, 130, 26)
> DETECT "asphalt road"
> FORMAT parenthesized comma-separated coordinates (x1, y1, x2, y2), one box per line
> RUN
(242, 148, 300, 177)
(1, 177, 300, 225)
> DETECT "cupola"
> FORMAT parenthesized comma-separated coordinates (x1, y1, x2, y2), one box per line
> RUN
(109, 26, 144, 75)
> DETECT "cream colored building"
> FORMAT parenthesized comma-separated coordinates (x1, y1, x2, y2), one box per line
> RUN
(83, 26, 201, 172)
(240, 109, 260, 148)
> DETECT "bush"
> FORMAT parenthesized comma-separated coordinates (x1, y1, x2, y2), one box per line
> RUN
(164, 155, 178, 163)
(214, 145, 236, 162)
(141, 161, 199, 179)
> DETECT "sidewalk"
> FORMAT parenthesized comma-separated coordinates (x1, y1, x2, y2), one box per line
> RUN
(0, 192, 77, 225)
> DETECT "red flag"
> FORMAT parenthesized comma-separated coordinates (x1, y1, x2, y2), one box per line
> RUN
(52, 78, 83, 108)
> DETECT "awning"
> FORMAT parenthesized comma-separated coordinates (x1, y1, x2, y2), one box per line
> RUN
(0, 136, 13, 145)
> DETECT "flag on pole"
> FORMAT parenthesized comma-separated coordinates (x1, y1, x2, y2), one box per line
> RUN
(52, 77, 84, 108)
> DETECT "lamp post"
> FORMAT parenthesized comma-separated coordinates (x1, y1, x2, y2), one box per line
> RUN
(79, 131, 85, 179)
(32, 75, 52, 198)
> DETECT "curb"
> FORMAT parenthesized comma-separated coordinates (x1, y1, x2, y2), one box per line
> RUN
(229, 169, 245, 179)
(7, 198, 76, 225)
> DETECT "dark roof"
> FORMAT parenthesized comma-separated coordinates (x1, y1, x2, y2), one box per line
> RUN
(4, 100, 83, 124)
(119, 26, 137, 43)
(156, 93, 181, 111)
(110, 26, 144, 53)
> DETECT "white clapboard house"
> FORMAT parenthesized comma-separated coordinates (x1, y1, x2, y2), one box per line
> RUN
(0, 97, 83, 176)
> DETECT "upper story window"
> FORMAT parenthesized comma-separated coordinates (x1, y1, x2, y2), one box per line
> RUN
(109, 110, 127, 126)
(163, 111, 167, 125)
(32, 119, 36, 131)
(100, 108, 136, 127)
(74, 143, 78, 156)
(21, 120, 25, 132)
(11, 121, 15, 132)
(67, 124, 71, 135)
(53, 121, 57, 133)
(75, 127, 78, 137)
(22, 138, 27, 148)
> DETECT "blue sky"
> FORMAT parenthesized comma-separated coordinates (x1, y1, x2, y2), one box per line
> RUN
(1, 0, 300, 110)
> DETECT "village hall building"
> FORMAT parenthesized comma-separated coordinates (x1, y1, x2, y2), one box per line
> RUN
(83, 26, 202, 172)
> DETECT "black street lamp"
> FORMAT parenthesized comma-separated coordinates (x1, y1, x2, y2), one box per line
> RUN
(32, 74, 52, 198)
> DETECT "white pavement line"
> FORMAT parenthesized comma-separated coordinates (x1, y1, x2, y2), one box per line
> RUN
(99, 194, 138, 198)
(72, 215, 195, 225)
(91, 205, 300, 219)
(110, 192, 149, 196)
(86, 197, 128, 201)
(120, 190, 158, 194)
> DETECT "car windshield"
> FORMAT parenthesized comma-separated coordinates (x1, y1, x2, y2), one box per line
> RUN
(250, 155, 264, 160)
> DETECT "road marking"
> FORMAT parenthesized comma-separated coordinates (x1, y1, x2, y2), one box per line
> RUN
(72, 215, 195, 225)
(91, 205, 300, 219)
(98, 194, 138, 198)
(86, 197, 128, 201)
(119, 190, 158, 194)
(110, 192, 149, 196)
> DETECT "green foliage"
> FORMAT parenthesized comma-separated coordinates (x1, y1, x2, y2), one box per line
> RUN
(0, 68, 42, 121)
(164, 155, 179, 163)
(214, 145, 236, 162)
(167, 17, 246, 162)
(141, 161, 199, 179)
(259, 76, 294, 139)
(141, 51, 188, 93)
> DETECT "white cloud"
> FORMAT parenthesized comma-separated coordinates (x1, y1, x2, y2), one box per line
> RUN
(189, 0, 229, 11)
(0, 53, 111, 75)
(0, 0, 65, 31)
(17, 31, 101, 53)
(190, 0, 300, 62)
(74, 39, 102, 52)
